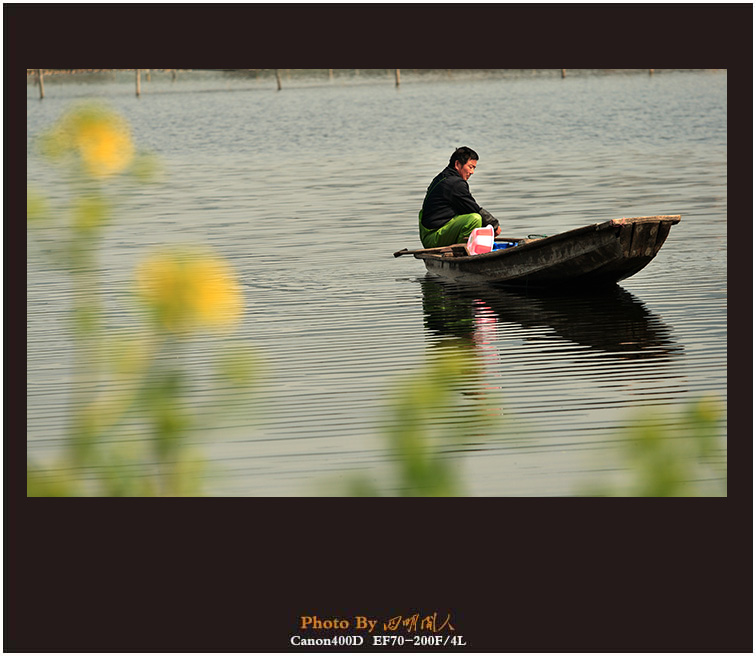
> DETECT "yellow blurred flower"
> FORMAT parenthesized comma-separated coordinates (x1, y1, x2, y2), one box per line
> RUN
(75, 117, 134, 177)
(40, 104, 135, 178)
(136, 249, 243, 333)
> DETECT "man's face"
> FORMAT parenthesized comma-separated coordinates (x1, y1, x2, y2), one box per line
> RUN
(455, 158, 477, 181)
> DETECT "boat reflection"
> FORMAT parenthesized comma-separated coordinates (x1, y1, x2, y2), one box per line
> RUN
(420, 275, 682, 359)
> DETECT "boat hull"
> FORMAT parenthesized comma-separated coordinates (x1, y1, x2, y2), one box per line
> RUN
(416, 215, 681, 287)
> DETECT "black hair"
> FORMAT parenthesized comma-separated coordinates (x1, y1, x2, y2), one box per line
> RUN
(449, 146, 479, 167)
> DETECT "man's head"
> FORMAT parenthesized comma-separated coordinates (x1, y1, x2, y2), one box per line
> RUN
(449, 146, 479, 181)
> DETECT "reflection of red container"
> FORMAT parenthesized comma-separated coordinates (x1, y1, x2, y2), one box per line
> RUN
(466, 225, 494, 255)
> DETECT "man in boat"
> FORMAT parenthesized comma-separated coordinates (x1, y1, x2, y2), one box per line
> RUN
(418, 146, 501, 248)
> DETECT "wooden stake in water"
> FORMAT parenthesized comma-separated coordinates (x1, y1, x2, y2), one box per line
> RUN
(275, 69, 282, 91)
(136, 69, 141, 97)
(395, 69, 401, 87)
(37, 69, 45, 99)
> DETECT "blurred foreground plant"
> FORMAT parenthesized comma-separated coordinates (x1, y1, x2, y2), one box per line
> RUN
(344, 343, 501, 496)
(582, 396, 726, 497)
(27, 103, 259, 496)
(39, 103, 135, 178)
(136, 249, 243, 334)
(338, 345, 725, 497)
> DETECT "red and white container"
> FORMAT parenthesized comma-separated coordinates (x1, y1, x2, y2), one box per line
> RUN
(465, 225, 495, 255)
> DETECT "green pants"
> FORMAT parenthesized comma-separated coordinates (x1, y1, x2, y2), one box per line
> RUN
(418, 211, 482, 248)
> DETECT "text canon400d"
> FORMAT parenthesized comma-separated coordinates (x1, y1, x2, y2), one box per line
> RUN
(290, 636, 365, 647)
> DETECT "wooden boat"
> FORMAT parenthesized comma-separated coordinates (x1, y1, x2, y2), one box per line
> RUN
(394, 215, 681, 287)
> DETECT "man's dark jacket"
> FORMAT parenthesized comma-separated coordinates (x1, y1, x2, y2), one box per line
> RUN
(420, 165, 498, 231)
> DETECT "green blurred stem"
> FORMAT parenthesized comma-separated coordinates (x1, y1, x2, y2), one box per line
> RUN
(141, 334, 192, 495)
(68, 237, 105, 463)
(66, 191, 112, 463)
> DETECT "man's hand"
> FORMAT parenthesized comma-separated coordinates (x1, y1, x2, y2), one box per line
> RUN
(479, 208, 500, 234)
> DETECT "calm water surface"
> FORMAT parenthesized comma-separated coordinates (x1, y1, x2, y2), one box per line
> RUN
(26, 70, 727, 495)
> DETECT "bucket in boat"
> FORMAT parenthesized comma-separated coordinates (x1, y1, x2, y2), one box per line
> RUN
(466, 225, 495, 255)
